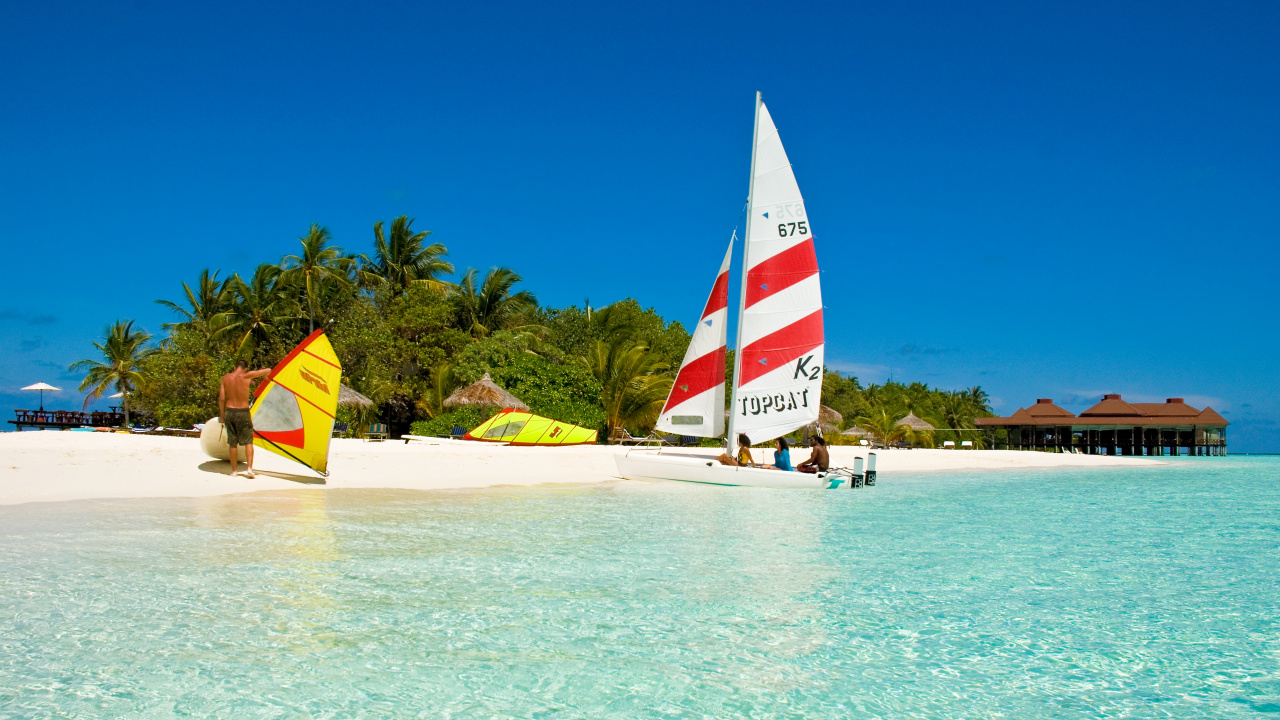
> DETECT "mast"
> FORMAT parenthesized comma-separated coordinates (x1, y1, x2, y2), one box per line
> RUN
(726, 91, 762, 458)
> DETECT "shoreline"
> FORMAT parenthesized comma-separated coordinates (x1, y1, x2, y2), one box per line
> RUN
(0, 431, 1170, 507)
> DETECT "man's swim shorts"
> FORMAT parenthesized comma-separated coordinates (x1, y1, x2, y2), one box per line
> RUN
(223, 408, 254, 447)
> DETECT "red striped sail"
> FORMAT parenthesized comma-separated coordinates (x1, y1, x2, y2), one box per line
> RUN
(730, 101, 824, 443)
(655, 238, 733, 438)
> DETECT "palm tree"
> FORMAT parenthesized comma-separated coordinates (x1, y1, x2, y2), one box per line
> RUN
(853, 406, 908, 448)
(454, 267, 539, 337)
(966, 385, 991, 413)
(363, 216, 453, 294)
(281, 224, 351, 333)
(415, 362, 458, 420)
(217, 264, 298, 356)
(69, 320, 157, 427)
(936, 390, 971, 446)
(582, 309, 671, 435)
(155, 269, 230, 346)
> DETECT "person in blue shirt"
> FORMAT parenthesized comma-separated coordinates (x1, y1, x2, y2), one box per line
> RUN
(765, 437, 793, 471)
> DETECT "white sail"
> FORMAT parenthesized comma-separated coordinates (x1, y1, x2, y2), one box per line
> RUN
(655, 238, 733, 438)
(729, 99, 824, 444)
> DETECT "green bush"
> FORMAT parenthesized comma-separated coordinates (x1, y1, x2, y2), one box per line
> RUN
(410, 408, 484, 438)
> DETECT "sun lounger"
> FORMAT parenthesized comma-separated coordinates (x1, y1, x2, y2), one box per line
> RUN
(365, 423, 389, 441)
(608, 428, 648, 445)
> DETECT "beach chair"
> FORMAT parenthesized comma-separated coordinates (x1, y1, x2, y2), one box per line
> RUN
(332, 422, 349, 437)
(942, 440, 956, 449)
(365, 423, 389, 441)
(608, 427, 647, 445)
(961, 440, 974, 449)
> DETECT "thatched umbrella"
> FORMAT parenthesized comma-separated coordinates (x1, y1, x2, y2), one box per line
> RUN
(338, 384, 373, 408)
(895, 412, 935, 431)
(842, 426, 873, 438)
(444, 372, 529, 412)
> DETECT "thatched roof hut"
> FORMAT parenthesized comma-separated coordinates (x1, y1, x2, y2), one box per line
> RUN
(443, 372, 529, 411)
(895, 412, 936, 431)
(819, 405, 842, 426)
(338, 384, 374, 408)
(842, 426, 873, 438)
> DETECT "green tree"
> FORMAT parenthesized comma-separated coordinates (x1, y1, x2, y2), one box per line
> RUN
(853, 406, 908, 448)
(454, 267, 539, 337)
(363, 216, 453, 294)
(281, 224, 351, 333)
(155, 268, 230, 348)
(134, 327, 234, 428)
(217, 264, 299, 356)
(415, 361, 458, 420)
(69, 320, 157, 427)
(582, 310, 671, 435)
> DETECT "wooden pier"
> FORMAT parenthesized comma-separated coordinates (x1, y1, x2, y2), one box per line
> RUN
(9, 409, 125, 431)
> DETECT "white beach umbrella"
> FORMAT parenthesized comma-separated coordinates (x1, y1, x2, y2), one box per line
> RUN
(21, 382, 61, 411)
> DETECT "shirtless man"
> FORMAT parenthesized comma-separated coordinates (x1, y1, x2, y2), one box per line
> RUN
(796, 435, 830, 474)
(219, 360, 271, 477)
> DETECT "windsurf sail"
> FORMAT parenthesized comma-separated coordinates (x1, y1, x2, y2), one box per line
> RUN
(728, 97, 824, 446)
(654, 237, 732, 438)
(464, 409, 598, 446)
(251, 329, 342, 475)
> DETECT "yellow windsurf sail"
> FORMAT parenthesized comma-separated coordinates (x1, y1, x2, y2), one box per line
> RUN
(464, 409, 598, 446)
(251, 330, 342, 475)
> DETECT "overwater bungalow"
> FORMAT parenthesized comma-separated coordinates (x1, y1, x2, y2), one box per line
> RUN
(976, 394, 1228, 456)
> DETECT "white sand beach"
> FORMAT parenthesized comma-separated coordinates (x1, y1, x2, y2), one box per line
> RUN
(0, 431, 1168, 506)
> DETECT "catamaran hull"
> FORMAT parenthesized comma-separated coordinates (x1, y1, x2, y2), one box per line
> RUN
(614, 450, 851, 489)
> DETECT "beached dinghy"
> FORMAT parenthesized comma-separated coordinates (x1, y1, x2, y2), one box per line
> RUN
(615, 93, 852, 490)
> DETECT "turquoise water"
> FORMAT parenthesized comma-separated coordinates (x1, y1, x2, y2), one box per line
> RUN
(2, 459, 1279, 718)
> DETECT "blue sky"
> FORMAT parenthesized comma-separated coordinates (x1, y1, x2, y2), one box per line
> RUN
(2, 0, 1277, 450)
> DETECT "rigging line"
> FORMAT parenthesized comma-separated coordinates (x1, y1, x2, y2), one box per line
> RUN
(253, 430, 330, 478)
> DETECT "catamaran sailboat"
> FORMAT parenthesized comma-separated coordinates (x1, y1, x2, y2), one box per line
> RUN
(615, 93, 857, 489)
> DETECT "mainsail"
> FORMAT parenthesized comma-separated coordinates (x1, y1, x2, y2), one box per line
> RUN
(251, 329, 342, 475)
(729, 98, 824, 445)
(654, 238, 733, 438)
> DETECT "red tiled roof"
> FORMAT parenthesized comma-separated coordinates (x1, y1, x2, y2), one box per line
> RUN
(1025, 398, 1074, 418)
(976, 395, 1229, 427)
(1196, 407, 1228, 424)
(1080, 394, 1142, 417)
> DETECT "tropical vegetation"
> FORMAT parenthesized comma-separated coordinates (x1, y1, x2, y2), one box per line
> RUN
(69, 214, 993, 441)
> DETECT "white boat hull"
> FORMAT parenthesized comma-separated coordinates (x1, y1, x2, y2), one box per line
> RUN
(199, 418, 231, 461)
(614, 449, 853, 489)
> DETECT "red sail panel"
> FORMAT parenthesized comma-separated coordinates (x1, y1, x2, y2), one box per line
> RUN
(744, 238, 818, 308)
(737, 310, 824, 387)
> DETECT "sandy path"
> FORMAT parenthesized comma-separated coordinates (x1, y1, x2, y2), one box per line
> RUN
(0, 432, 1167, 506)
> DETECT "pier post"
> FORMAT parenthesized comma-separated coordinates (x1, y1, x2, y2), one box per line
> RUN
(865, 453, 877, 486)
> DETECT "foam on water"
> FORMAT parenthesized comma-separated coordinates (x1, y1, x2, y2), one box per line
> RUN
(2, 458, 1278, 718)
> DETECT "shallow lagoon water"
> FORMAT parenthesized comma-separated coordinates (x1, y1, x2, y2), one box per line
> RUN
(2, 458, 1278, 718)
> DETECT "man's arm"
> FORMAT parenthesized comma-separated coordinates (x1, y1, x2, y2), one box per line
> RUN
(247, 368, 272, 379)
(218, 381, 225, 420)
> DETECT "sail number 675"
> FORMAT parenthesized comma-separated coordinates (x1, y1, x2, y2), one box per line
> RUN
(778, 221, 808, 237)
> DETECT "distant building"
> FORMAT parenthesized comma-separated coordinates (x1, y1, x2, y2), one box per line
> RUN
(976, 395, 1227, 456)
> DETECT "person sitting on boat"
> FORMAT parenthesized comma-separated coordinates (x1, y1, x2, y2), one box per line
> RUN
(796, 435, 829, 474)
(716, 433, 756, 467)
(763, 437, 793, 471)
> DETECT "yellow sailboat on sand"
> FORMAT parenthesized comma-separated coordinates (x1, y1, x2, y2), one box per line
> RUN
(200, 330, 342, 476)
